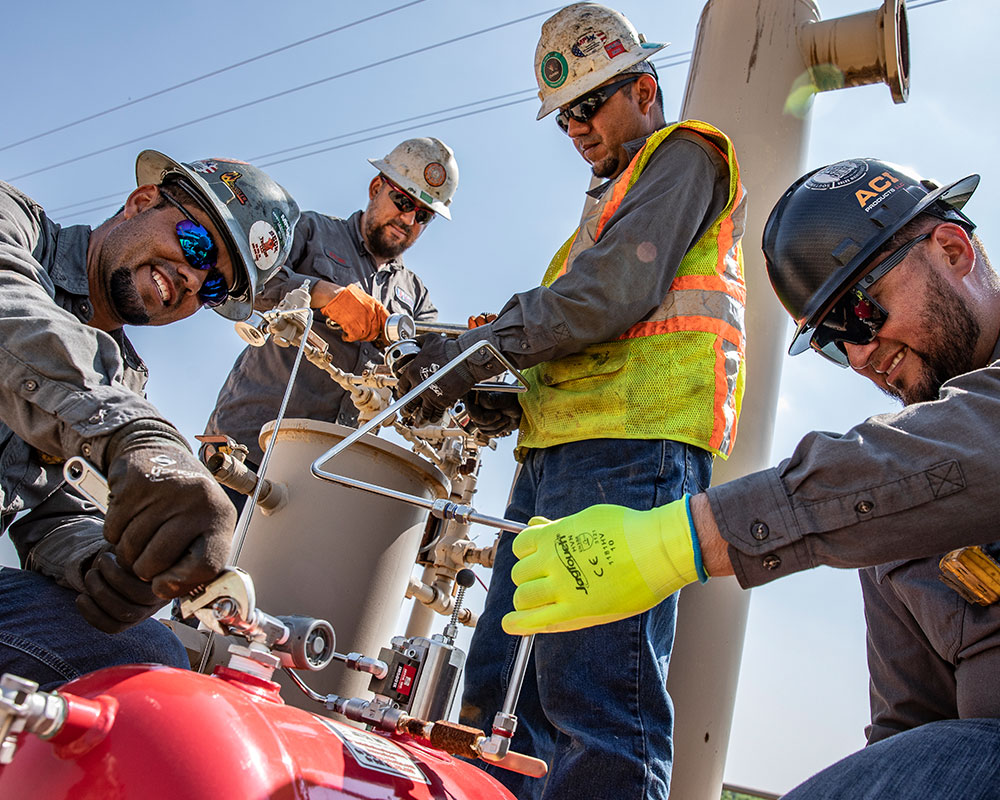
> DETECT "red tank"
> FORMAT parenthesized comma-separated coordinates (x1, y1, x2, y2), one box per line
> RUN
(0, 664, 516, 800)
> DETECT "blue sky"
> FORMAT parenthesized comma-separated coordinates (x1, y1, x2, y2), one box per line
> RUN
(2, 0, 996, 793)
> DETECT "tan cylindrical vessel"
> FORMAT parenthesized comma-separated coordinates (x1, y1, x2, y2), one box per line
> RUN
(233, 419, 449, 709)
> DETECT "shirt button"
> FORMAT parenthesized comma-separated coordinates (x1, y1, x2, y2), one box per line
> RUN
(23, 379, 38, 392)
(521, 341, 528, 350)
(751, 521, 769, 540)
(81, 442, 92, 457)
(762, 554, 782, 570)
(855, 500, 874, 514)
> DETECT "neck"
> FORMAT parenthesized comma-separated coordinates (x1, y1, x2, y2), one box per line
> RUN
(84, 218, 122, 332)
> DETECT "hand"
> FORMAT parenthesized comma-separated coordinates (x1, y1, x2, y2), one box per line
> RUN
(395, 334, 476, 425)
(463, 390, 521, 437)
(320, 283, 389, 342)
(501, 497, 706, 635)
(76, 552, 169, 633)
(103, 420, 235, 598)
(467, 312, 497, 329)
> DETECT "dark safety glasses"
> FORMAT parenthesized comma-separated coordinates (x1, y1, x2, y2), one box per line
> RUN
(807, 232, 932, 366)
(159, 190, 229, 307)
(555, 75, 641, 133)
(384, 179, 435, 225)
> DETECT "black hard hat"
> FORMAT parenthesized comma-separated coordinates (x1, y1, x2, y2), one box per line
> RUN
(762, 157, 978, 358)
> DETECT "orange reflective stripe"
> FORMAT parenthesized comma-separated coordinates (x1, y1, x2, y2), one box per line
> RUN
(620, 315, 744, 348)
(668, 273, 747, 305)
(594, 143, 646, 240)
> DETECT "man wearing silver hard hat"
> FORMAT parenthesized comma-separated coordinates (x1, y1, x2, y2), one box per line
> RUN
(0, 151, 300, 688)
(205, 136, 457, 470)
(392, 5, 747, 800)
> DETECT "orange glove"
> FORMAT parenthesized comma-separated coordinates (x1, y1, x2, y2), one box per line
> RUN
(468, 312, 497, 329)
(321, 284, 389, 342)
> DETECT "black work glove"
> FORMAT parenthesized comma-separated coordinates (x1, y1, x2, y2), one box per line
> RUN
(395, 334, 477, 425)
(76, 552, 169, 633)
(103, 420, 235, 599)
(463, 391, 522, 438)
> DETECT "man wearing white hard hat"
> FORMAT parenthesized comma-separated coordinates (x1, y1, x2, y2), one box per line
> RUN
(205, 137, 456, 469)
(394, 5, 747, 799)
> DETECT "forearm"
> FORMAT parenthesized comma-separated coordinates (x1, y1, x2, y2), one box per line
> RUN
(690, 492, 733, 577)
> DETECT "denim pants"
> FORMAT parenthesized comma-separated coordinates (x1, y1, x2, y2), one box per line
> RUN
(0, 566, 188, 692)
(461, 438, 713, 800)
(784, 718, 1000, 800)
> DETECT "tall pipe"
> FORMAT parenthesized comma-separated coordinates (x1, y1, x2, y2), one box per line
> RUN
(664, 2, 909, 797)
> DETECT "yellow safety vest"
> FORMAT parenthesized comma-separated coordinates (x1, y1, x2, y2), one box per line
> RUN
(517, 120, 746, 459)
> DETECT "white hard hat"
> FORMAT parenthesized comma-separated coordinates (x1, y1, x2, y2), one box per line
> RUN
(368, 137, 459, 220)
(534, 3, 669, 120)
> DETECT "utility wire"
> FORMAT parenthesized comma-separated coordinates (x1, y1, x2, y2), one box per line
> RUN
(0, 1, 426, 154)
(7, 7, 560, 183)
(54, 54, 695, 220)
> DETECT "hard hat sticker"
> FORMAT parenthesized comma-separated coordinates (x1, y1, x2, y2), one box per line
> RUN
(424, 161, 446, 187)
(604, 39, 626, 58)
(318, 719, 431, 785)
(271, 209, 291, 248)
(571, 30, 606, 58)
(541, 51, 568, 88)
(249, 220, 281, 270)
(221, 171, 248, 205)
(189, 159, 219, 174)
(804, 161, 869, 191)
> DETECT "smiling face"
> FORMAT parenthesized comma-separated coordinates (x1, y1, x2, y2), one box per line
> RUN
(842, 223, 983, 405)
(360, 175, 427, 264)
(86, 184, 235, 330)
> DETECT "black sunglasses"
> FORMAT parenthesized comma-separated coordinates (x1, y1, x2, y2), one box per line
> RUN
(555, 75, 642, 133)
(159, 190, 230, 308)
(809, 232, 932, 365)
(383, 178, 435, 225)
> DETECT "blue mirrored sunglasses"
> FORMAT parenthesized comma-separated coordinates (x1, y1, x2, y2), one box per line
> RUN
(159, 190, 229, 307)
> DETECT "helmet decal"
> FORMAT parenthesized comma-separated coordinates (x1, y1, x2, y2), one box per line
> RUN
(423, 162, 446, 187)
(220, 171, 247, 205)
(571, 30, 607, 58)
(804, 160, 869, 191)
(249, 220, 281, 271)
(541, 51, 568, 88)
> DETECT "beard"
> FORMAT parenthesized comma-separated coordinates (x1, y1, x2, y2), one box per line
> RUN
(590, 153, 621, 180)
(880, 267, 980, 406)
(108, 266, 150, 325)
(364, 218, 416, 262)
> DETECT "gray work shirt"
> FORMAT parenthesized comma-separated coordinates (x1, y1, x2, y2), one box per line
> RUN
(455, 129, 734, 370)
(706, 336, 1000, 743)
(0, 180, 165, 591)
(205, 210, 437, 462)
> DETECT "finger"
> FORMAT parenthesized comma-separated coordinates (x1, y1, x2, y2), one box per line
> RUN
(511, 528, 541, 559)
(501, 607, 576, 636)
(95, 553, 159, 605)
(76, 593, 132, 634)
(150, 536, 229, 599)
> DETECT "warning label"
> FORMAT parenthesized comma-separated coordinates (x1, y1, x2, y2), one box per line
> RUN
(319, 719, 430, 785)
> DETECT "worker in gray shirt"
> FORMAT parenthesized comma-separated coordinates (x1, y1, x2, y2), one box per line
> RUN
(205, 137, 455, 466)
(0, 151, 299, 690)
(503, 158, 1000, 800)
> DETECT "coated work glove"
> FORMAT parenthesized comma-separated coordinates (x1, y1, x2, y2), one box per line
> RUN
(321, 283, 389, 342)
(501, 497, 708, 635)
(77, 552, 169, 633)
(463, 390, 521, 437)
(467, 312, 497, 329)
(395, 334, 476, 425)
(103, 420, 235, 599)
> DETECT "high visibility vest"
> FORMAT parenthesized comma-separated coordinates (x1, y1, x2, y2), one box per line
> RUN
(517, 120, 747, 459)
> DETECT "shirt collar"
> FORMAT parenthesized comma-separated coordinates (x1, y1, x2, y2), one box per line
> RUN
(49, 224, 93, 297)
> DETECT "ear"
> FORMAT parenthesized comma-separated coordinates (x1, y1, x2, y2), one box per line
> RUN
(368, 176, 383, 203)
(932, 222, 976, 279)
(634, 74, 659, 116)
(122, 184, 161, 219)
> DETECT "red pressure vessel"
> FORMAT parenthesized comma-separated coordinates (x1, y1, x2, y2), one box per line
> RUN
(0, 664, 516, 800)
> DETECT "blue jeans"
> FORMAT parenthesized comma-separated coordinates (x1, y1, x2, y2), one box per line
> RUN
(0, 566, 188, 691)
(784, 719, 1000, 800)
(461, 438, 712, 800)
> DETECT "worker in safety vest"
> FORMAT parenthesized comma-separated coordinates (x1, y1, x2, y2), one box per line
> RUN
(504, 158, 1000, 800)
(394, 5, 747, 798)
(205, 138, 454, 469)
(0, 152, 299, 690)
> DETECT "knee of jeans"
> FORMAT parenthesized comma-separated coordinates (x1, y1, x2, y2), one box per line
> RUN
(117, 620, 188, 669)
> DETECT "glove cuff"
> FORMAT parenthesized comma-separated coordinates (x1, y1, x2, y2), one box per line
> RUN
(684, 495, 709, 583)
(626, 497, 700, 598)
(104, 419, 191, 469)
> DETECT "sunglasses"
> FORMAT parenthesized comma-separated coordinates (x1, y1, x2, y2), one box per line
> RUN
(556, 75, 641, 133)
(159, 190, 229, 308)
(808, 232, 932, 366)
(383, 179, 435, 225)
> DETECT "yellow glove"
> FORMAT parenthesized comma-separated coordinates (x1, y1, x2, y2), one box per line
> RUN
(320, 283, 389, 342)
(501, 497, 708, 635)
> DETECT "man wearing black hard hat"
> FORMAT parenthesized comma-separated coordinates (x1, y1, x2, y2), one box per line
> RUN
(0, 152, 300, 690)
(502, 158, 1000, 798)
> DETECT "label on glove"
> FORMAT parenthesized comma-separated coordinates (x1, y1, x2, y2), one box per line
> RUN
(553, 529, 619, 595)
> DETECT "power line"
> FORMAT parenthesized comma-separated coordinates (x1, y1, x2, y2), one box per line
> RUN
(54, 54, 696, 221)
(0, 1, 426, 154)
(7, 7, 560, 183)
